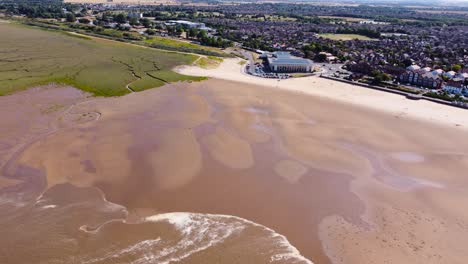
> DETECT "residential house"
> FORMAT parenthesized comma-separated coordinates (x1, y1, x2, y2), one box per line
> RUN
(443, 80, 468, 96)
(399, 70, 443, 89)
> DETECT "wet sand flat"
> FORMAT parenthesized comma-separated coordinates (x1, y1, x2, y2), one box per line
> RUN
(0, 85, 90, 191)
(2, 79, 468, 263)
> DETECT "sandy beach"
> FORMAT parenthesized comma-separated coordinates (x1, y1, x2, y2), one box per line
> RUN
(1, 77, 468, 264)
(177, 58, 468, 130)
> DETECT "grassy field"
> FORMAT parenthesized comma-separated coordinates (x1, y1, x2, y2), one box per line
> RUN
(318, 16, 366, 22)
(0, 22, 204, 96)
(143, 37, 224, 55)
(318, 33, 376, 41)
(195, 56, 223, 69)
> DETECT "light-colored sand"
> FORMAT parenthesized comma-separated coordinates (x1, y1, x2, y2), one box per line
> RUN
(177, 58, 468, 130)
(0, 176, 19, 188)
(148, 128, 203, 190)
(274, 160, 308, 184)
(319, 204, 468, 264)
(4, 79, 468, 264)
(202, 126, 254, 169)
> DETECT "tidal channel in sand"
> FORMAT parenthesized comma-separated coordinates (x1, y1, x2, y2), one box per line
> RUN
(1, 79, 468, 264)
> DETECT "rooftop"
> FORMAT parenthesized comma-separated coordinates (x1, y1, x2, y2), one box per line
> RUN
(267, 52, 312, 66)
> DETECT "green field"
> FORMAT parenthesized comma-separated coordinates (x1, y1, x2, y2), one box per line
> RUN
(318, 16, 366, 22)
(0, 22, 205, 96)
(195, 56, 224, 69)
(143, 37, 224, 55)
(318, 33, 376, 41)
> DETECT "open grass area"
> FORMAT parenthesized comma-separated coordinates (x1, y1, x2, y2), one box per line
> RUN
(195, 56, 223, 69)
(0, 23, 204, 96)
(318, 16, 366, 22)
(318, 33, 376, 41)
(143, 37, 224, 56)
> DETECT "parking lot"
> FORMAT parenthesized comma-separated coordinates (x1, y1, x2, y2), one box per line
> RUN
(246, 63, 291, 79)
(317, 63, 350, 77)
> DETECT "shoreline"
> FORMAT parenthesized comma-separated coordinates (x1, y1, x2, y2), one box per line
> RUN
(320, 75, 468, 110)
(176, 58, 468, 131)
(3, 79, 468, 264)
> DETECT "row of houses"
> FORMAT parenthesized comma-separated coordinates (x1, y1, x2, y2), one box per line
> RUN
(444, 80, 468, 96)
(398, 65, 468, 92)
(164, 20, 214, 32)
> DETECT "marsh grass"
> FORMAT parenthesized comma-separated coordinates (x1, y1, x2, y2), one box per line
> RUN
(0, 23, 204, 96)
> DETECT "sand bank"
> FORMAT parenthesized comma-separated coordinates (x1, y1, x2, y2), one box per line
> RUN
(177, 58, 468, 130)
(4, 79, 467, 264)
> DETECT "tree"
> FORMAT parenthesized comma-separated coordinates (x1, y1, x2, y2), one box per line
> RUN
(101, 12, 110, 22)
(65, 13, 75, 23)
(167, 26, 175, 35)
(114, 13, 126, 24)
(373, 72, 391, 84)
(129, 17, 139, 26)
(402, 58, 413, 67)
(197, 30, 207, 40)
(140, 18, 151, 28)
(188, 28, 199, 39)
(175, 26, 184, 35)
(452, 64, 462, 72)
(78, 18, 90, 24)
(315, 53, 327, 62)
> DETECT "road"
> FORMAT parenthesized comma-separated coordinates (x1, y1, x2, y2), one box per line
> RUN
(241, 50, 256, 75)
(317, 63, 349, 76)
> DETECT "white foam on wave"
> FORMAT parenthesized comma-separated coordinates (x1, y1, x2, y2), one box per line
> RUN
(146, 212, 192, 232)
(145, 212, 313, 264)
(141, 212, 246, 264)
(245, 106, 269, 115)
(41, 204, 57, 209)
(82, 238, 163, 264)
(107, 238, 163, 260)
(236, 217, 313, 264)
(0, 195, 28, 207)
(83, 212, 313, 264)
(268, 232, 313, 263)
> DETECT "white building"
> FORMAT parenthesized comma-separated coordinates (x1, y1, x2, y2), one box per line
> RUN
(406, 65, 421, 71)
(165, 20, 214, 32)
(266, 52, 313, 73)
(444, 71, 456, 78)
(432, 69, 444, 76)
(128, 12, 143, 19)
(443, 83, 468, 96)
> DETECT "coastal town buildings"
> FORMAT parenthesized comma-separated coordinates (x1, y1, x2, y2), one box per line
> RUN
(165, 20, 214, 32)
(398, 64, 468, 93)
(128, 12, 143, 19)
(263, 52, 313, 73)
(444, 80, 468, 96)
(399, 67, 444, 89)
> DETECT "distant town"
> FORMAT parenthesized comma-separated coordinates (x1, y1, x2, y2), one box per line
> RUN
(2, 2, 468, 264)
(1, 0, 467, 105)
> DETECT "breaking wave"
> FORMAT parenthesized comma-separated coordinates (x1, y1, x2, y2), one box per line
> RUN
(0, 184, 313, 264)
(83, 212, 313, 264)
